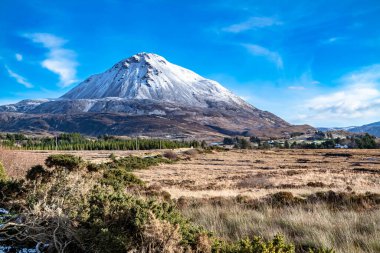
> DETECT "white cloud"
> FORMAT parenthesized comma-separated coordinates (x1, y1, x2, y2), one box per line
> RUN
(15, 53, 23, 61)
(305, 64, 380, 124)
(288, 86, 306, 90)
(244, 44, 283, 68)
(4, 65, 33, 88)
(322, 37, 345, 44)
(223, 17, 282, 33)
(24, 33, 78, 87)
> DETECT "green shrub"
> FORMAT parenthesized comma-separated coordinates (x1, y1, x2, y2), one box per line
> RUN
(113, 155, 171, 171)
(101, 168, 144, 190)
(45, 154, 84, 171)
(109, 153, 117, 161)
(307, 247, 335, 253)
(213, 235, 295, 253)
(87, 162, 107, 172)
(0, 179, 25, 203)
(26, 165, 51, 181)
(82, 188, 206, 252)
(0, 162, 7, 181)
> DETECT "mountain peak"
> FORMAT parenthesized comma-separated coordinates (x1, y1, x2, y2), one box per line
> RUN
(110, 52, 168, 72)
(124, 52, 166, 64)
(62, 52, 249, 108)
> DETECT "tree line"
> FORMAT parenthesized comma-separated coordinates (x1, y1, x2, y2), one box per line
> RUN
(223, 133, 378, 149)
(0, 133, 200, 150)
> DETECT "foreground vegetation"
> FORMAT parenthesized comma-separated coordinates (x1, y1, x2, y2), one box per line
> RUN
(180, 193, 380, 253)
(0, 151, 341, 252)
(0, 153, 296, 252)
(0, 133, 200, 150)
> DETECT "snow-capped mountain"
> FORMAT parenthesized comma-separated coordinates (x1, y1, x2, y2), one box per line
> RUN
(61, 53, 249, 109)
(0, 53, 313, 138)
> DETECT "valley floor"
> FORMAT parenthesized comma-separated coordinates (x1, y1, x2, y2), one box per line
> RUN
(2, 148, 379, 198)
(134, 149, 380, 199)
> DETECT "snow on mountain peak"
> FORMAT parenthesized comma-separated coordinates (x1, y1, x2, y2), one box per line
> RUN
(62, 53, 251, 108)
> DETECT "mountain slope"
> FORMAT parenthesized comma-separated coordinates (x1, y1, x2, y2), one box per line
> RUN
(0, 53, 313, 138)
(349, 122, 380, 137)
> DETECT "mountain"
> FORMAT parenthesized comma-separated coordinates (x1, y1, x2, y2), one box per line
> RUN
(0, 53, 313, 139)
(318, 122, 380, 137)
(349, 122, 380, 137)
(62, 53, 248, 109)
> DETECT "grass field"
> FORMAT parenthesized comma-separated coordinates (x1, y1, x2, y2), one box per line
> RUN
(0, 148, 189, 178)
(134, 149, 380, 198)
(1, 148, 380, 252)
(135, 149, 380, 252)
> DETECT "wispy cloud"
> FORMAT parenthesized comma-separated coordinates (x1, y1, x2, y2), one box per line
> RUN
(223, 17, 282, 33)
(305, 64, 380, 123)
(15, 53, 23, 61)
(288, 86, 306, 90)
(4, 65, 33, 88)
(244, 44, 283, 68)
(24, 33, 78, 87)
(321, 37, 345, 44)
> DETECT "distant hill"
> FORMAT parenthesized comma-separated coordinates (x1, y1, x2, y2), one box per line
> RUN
(349, 122, 380, 137)
(319, 122, 380, 137)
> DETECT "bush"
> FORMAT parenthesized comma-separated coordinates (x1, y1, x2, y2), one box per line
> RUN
(101, 168, 144, 190)
(269, 192, 302, 206)
(26, 165, 51, 181)
(0, 162, 8, 181)
(163, 151, 178, 160)
(109, 153, 117, 161)
(83, 188, 206, 252)
(86, 162, 106, 172)
(183, 149, 198, 157)
(214, 235, 295, 252)
(45, 154, 84, 171)
(0, 179, 25, 203)
(114, 155, 171, 171)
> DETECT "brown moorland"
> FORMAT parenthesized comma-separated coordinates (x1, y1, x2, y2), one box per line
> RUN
(134, 149, 380, 199)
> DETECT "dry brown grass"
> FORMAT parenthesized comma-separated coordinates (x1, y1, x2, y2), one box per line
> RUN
(2, 148, 380, 252)
(182, 203, 380, 253)
(0, 148, 189, 179)
(134, 149, 380, 199)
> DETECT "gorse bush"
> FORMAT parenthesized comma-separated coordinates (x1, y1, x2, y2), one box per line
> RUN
(83, 187, 207, 252)
(0, 179, 25, 206)
(26, 165, 51, 181)
(101, 168, 144, 190)
(45, 154, 84, 171)
(214, 235, 295, 253)
(112, 155, 172, 171)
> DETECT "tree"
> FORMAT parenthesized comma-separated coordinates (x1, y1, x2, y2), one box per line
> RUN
(223, 137, 234, 145)
(250, 136, 261, 145)
(239, 138, 251, 149)
(284, 140, 290, 149)
(355, 133, 376, 149)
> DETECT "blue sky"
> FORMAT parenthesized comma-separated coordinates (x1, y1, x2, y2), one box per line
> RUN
(1, 0, 380, 127)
